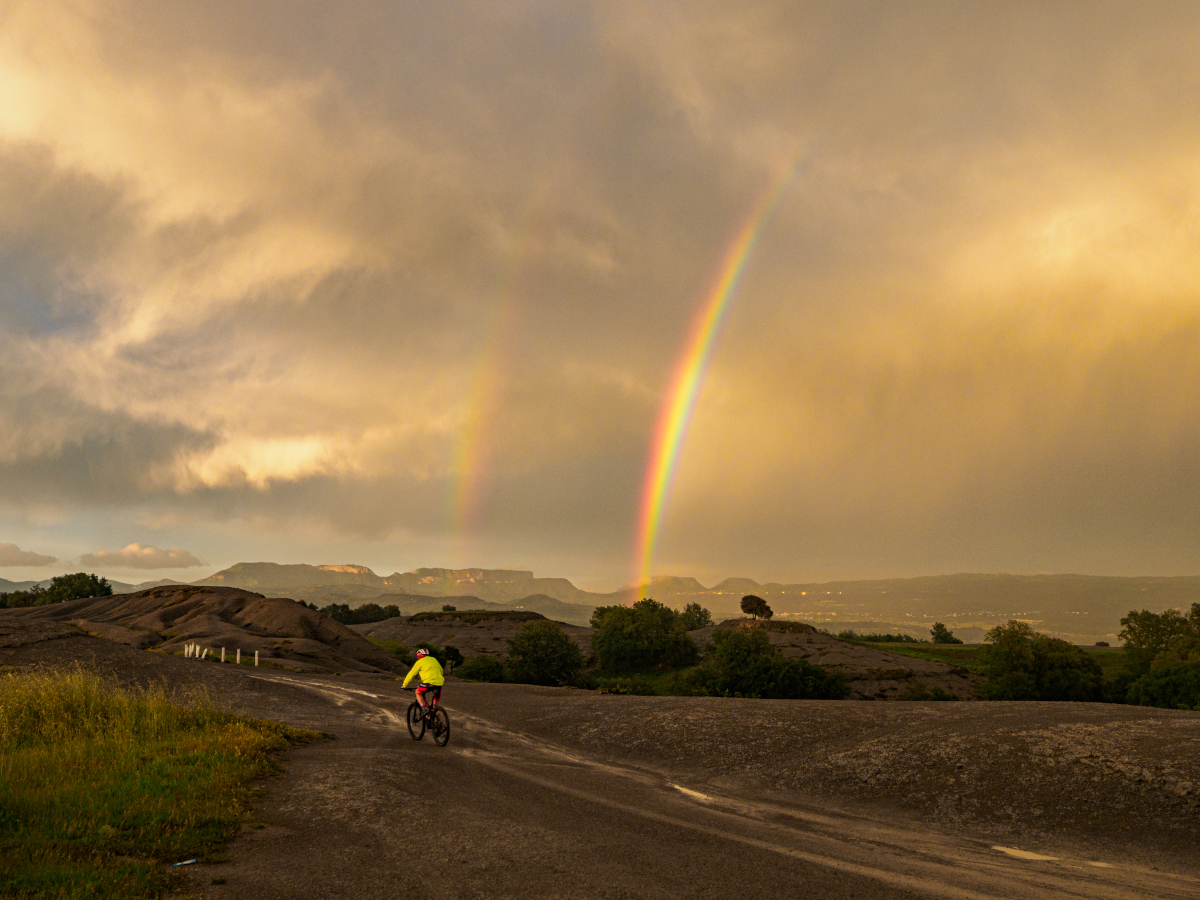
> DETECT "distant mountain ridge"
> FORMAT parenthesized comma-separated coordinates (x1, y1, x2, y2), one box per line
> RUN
(31, 560, 1199, 643)
(193, 562, 625, 607)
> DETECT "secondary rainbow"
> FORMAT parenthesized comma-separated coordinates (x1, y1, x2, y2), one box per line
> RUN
(633, 165, 800, 592)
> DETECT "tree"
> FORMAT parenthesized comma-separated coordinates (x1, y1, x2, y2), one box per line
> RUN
(443, 645, 465, 671)
(0, 572, 112, 608)
(590, 599, 699, 672)
(442, 604, 457, 612)
(689, 628, 849, 699)
(1126, 634, 1200, 710)
(930, 623, 963, 645)
(982, 620, 1103, 701)
(740, 595, 772, 620)
(1120, 603, 1200, 710)
(455, 654, 507, 682)
(678, 602, 713, 630)
(505, 620, 584, 686)
(1120, 608, 1194, 678)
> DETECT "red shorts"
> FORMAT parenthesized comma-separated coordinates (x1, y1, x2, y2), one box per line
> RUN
(415, 684, 442, 701)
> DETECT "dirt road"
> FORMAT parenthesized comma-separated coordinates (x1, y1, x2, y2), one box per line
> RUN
(178, 671, 1200, 900)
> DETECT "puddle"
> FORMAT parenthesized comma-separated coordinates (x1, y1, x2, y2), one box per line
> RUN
(670, 783, 712, 802)
(992, 846, 1059, 861)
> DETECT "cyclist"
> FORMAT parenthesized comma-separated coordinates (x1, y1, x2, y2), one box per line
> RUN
(402, 648, 445, 719)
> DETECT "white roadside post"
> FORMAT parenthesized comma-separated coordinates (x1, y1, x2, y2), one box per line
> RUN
(221, 647, 225, 663)
(201, 648, 208, 659)
(236, 648, 241, 665)
(254, 651, 259, 667)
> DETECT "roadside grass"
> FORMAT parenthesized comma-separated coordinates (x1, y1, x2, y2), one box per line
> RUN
(0, 667, 317, 899)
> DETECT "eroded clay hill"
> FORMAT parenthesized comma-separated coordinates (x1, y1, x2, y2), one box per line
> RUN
(3, 585, 401, 674)
(695, 619, 986, 700)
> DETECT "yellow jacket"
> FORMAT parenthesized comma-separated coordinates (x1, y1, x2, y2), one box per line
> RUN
(403, 655, 445, 687)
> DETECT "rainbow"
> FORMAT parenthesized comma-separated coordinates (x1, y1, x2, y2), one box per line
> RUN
(633, 164, 801, 592)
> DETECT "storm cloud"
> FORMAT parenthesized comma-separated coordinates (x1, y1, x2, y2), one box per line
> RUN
(2, 1, 1199, 586)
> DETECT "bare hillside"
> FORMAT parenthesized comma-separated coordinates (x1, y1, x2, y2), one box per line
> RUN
(353, 610, 594, 659)
(2, 585, 401, 674)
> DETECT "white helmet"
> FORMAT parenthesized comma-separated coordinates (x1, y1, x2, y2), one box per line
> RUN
(415, 648, 430, 659)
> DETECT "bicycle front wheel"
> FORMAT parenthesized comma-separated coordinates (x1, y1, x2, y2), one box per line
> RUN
(431, 707, 450, 746)
(406, 701, 425, 740)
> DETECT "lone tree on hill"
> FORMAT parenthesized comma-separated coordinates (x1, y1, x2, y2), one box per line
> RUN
(930, 622, 963, 644)
(740, 594, 773, 620)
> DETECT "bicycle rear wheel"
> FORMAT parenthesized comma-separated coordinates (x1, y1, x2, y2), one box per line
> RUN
(406, 701, 425, 740)
(431, 707, 450, 746)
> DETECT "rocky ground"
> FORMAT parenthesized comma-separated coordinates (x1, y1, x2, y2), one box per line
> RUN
(2, 618, 1198, 899)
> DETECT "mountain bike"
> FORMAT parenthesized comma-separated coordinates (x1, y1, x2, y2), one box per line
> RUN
(403, 687, 450, 746)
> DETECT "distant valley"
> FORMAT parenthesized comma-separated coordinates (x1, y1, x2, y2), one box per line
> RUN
(8, 564, 1200, 641)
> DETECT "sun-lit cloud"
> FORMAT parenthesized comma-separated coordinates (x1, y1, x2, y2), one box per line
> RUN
(0, 542, 56, 567)
(1, 1, 1200, 585)
(80, 543, 204, 569)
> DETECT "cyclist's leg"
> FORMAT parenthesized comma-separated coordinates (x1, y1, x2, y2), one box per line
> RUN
(415, 684, 428, 712)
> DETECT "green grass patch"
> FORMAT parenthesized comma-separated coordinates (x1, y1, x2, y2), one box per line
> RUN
(1085, 648, 1127, 683)
(407, 610, 544, 625)
(861, 642, 990, 674)
(0, 668, 317, 899)
(367, 637, 410, 660)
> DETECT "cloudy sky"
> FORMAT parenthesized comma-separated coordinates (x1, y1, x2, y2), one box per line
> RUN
(2, 1, 1200, 590)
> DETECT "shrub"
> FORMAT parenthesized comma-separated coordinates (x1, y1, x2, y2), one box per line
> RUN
(316, 602, 401, 625)
(595, 675, 659, 695)
(687, 629, 849, 699)
(930, 623, 963, 644)
(454, 654, 507, 683)
(982, 621, 1103, 701)
(839, 630, 920, 643)
(505, 620, 584, 686)
(590, 599, 699, 672)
